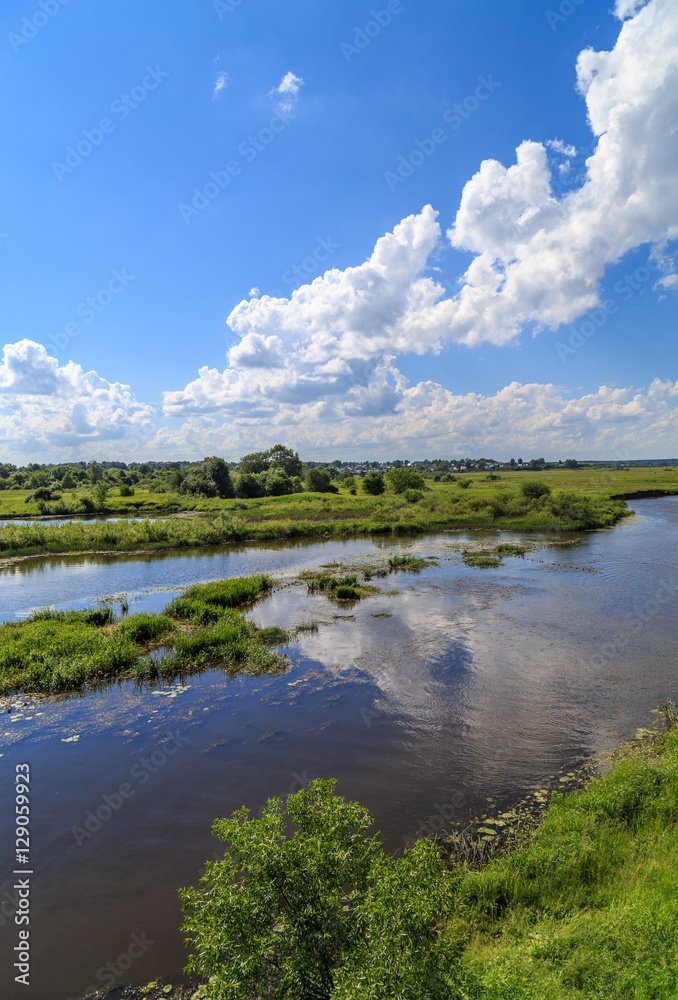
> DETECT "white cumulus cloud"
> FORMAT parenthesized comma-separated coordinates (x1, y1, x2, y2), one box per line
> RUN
(158, 373, 678, 460)
(269, 71, 304, 114)
(0, 341, 155, 460)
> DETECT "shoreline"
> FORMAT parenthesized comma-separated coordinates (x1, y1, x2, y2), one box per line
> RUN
(74, 709, 678, 1000)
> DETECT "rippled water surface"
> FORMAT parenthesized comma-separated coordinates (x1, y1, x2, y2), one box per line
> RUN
(0, 499, 676, 999)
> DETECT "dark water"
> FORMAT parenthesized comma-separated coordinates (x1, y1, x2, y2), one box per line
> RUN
(0, 499, 676, 1000)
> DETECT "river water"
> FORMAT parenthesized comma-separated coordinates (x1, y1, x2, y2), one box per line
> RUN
(0, 498, 676, 1000)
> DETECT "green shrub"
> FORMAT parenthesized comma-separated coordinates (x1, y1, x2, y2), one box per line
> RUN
(385, 468, 426, 494)
(519, 480, 551, 500)
(362, 472, 385, 496)
(181, 574, 273, 609)
(305, 468, 338, 493)
(180, 780, 459, 1000)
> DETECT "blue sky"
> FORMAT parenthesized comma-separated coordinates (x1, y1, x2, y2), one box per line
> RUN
(0, 0, 676, 462)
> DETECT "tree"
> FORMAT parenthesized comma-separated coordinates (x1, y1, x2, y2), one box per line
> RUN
(305, 468, 337, 493)
(239, 450, 271, 475)
(519, 480, 551, 500)
(180, 780, 458, 1000)
(234, 474, 265, 499)
(169, 469, 184, 492)
(28, 471, 50, 489)
(61, 471, 76, 490)
(203, 457, 236, 499)
(264, 468, 294, 496)
(93, 480, 110, 509)
(267, 444, 302, 478)
(181, 469, 219, 498)
(385, 468, 425, 494)
(564, 458, 579, 469)
(89, 463, 104, 484)
(362, 472, 385, 496)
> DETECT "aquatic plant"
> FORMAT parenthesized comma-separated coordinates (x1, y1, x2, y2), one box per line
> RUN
(0, 574, 284, 695)
(462, 550, 502, 568)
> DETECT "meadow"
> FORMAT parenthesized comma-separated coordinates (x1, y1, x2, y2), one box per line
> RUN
(2, 465, 676, 559)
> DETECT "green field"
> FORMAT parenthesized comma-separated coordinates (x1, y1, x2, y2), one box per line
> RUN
(1, 465, 676, 521)
(1, 466, 676, 560)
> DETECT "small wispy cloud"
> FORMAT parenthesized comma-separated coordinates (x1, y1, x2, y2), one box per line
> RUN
(269, 71, 304, 114)
(547, 138, 577, 157)
(213, 71, 230, 99)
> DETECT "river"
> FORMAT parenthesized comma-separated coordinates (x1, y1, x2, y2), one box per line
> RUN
(0, 498, 676, 1000)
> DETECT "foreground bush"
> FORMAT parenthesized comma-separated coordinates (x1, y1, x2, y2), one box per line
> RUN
(180, 780, 460, 1000)
(182, 718, 678, 1000)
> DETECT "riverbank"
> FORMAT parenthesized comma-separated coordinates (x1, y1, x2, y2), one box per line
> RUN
(452, 704, 678, 998)
(0, 481, 631, 560)
(177, 709, 678, 999)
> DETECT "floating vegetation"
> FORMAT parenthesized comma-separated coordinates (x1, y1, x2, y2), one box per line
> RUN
(387, 554, 437, 572)
(462, 549, 502, 568)
(493, 543, 527, 556)
(298, 569, 379, 602)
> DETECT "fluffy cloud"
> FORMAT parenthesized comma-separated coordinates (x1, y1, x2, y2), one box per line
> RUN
(160, 0, 677, 459)
(215, 0, 678, 367)
(614, 0, 649, 18)
(269, 71, 304, 114)
(158, 372, 678, 461)
(0, 341, 155, 458)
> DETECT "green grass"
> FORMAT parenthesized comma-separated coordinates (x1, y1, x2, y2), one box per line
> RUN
(299, 570, 372, 602)
(449, 719, 678, 998)
(0, 574, 284, 695)
(387, 554, 437, 572)
(463, 549, 503, 568)
(3, 466, 676, 560)
(494, 543, 527, 556)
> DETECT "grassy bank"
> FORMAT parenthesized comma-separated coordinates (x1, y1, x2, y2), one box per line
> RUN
(0, 575, 284, 695)
(0, 474, 643, 560)
(456, 711, 678, 998)
(181, 711, 678, 999)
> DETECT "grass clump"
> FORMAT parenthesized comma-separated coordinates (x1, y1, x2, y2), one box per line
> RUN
(463, 549, 502, 568)
(299, 570, 371, 602)
(387, 554, 437, 572)
(180, 573, 273, 609)
(0, 612, 139, 694)
(494, 543, 527, 556)
(116, 613, 174, 644)
(0, 574, 284, 695)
